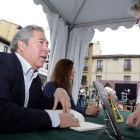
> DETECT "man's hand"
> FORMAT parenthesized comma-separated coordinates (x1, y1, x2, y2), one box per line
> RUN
(85, 105, 100, 116)
(126, 104, 140, 128)
(59, 113, 80, 128)
(53, 88, 71, 113)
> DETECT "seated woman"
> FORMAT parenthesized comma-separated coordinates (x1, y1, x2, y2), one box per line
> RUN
(104, 82, 123, 111)
(104, 82, 115, 102)
(43, 59, 100, 116)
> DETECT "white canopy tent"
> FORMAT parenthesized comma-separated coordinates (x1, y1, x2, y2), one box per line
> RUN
(33, 0, 138, 104)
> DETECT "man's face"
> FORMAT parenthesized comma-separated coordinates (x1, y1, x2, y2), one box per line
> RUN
(22, 30, 49, 71)
(135, 11, 140, 27)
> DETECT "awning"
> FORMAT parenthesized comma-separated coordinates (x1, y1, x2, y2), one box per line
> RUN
(33, 0, 138, 31)
(33, 0, 139, 104)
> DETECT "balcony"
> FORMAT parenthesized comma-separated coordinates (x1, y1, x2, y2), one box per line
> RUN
(96, 66, 103, 71)
(81, 81, 87, 85)
(124, 65, 131, 71)
(85, 56, 89, 60)
(83, 67, 88, 72)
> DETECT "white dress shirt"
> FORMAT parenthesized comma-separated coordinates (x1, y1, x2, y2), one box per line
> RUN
(104, 87, 115, 96)
(15, 52, 60, 127)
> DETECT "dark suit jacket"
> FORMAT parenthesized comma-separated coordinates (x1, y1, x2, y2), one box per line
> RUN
(0, 52, 55, 133)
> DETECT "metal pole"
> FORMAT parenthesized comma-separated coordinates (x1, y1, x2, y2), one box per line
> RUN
(65, 30, 70, 58)
(69, 0, 87, 32)
(105, 56, 107, 80)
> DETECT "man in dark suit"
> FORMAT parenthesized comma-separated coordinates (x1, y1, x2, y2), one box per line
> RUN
(0, 25, 79, 133)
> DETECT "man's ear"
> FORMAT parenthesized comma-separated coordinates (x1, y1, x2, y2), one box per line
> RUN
(17, 40, 26, 52)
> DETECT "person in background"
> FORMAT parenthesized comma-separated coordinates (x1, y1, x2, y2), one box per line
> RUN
(91, 90, 97, 102)
(79, 87, 86, 108)
(77, 86, 82, 108)
(121, 89, 127, 101)
(126, 1, 140, 127)
(104, 82, 123, 111)
(104, 82, 115, 103)
(124, 89, 127, 93)
(43, 59, 100, 116)
(123, 99, 132, 111)
(77, 85, 84, 107)
(0, 25, 79, 133)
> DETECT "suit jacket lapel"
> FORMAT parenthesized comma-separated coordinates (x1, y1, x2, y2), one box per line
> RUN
(12, 53, 25, 107)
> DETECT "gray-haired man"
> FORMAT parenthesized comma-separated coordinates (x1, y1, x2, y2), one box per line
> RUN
(0, 25, 79, 133)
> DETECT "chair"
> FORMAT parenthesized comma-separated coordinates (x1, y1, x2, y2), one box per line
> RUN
(132, 106, 136, 112)
(123, 105, 132, 112)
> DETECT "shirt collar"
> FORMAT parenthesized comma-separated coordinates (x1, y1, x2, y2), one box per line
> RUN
(15, 52, 38, 77)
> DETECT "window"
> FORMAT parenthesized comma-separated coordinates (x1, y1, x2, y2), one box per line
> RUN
(44, 62, 49, 70)
(81, 76, 87, 85)
(3, 46, 8, 53)
(85, 46, 89, 58)
(124, 60, 131, 70)
(97, 60, 103, 70)
(96, 76, 102, 82)
(45, 62, 49, 70)
(46, 64, 48, 70)
(124, 76, 131, 81)
(83, 62, 88, 71)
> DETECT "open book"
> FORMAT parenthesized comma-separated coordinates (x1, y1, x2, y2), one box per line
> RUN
(45, 109, 105, 131)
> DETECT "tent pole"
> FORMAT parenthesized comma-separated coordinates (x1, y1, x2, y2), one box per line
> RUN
(65, 30, 70, 58)
(65, 0, 87, 57)
(69, 0, 87, 32)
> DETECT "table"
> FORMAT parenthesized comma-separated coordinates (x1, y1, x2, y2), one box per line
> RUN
(1, 109, 140, 140)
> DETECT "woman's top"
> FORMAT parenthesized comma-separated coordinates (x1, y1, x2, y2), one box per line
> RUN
(104, 87, 115, 96)
(104, 86, 117, 103)
(43, 81, 87, 115)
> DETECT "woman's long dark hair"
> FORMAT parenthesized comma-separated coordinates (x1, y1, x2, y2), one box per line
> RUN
(50, 59, 73, 95)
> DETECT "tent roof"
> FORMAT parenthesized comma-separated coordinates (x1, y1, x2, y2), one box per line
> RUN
(34, 0, 139, 31)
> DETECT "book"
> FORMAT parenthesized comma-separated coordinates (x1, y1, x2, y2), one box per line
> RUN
(45, 109, 105, 131)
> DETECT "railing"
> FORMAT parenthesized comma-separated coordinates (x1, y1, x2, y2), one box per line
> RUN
(83, 67, 88, 72)
(123, 65, 131, 71)
(96, 66, 103, 71)
(81, 82, 87, 85)
(85, 56, 89, 59)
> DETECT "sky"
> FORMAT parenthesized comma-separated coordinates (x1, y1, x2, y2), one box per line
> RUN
(0, 0, 140, 55)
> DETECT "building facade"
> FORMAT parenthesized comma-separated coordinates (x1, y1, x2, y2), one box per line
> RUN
(91, 55, 140, 100)
(92, 55, 140, 82)
(0, 19, 21, 53)
(81, 42, 101, 95)
(0, 36, 11, 53)
(82, 42, 101, 87)
(0, 19, 22, 41)
(82, 41, 140, 99)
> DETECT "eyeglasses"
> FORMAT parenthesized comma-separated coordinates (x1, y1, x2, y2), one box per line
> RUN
(134, 17, 140, 26)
